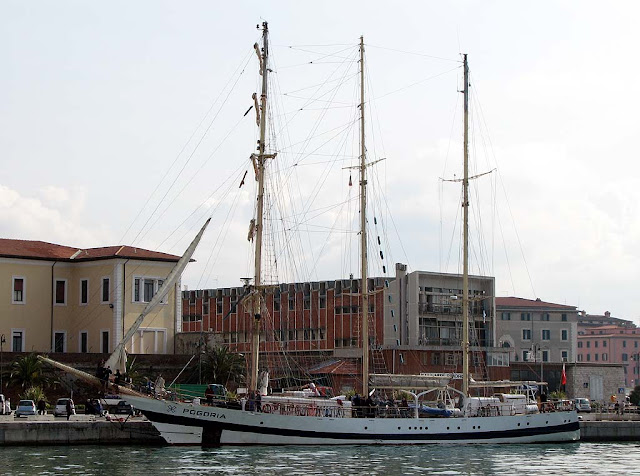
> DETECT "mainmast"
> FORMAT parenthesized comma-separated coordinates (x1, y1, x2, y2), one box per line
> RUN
(461, 54, 470, 397)
(359, 36, 370, 397)
(250, 21, 270, 394)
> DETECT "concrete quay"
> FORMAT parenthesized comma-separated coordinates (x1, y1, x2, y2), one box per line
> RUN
(0, 415, 163, 446)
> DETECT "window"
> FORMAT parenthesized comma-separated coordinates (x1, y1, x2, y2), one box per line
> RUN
(603, 340, 607, 347)
(578, 354, 583, 362)
(102, 277, 110, 303)
(288, 295, 295, 311)
(542, 329, 551, 341)
(542, 350, 549, 362)
(11, 330, 24, 352)
(594, 353, 599, 361)
(216, 298, 223, 314)
(586, 341, 591, 348)
(80, 279, 88, 305)
(54, 332, 65, 353)
(501, 312, 511, 320)
(586, 354, 591, 362)
(319, 297, 326, 309)
(561, 329, 568, 341)
(101, 330, 110, 353)
(12, 277, 25, 304)
(561, 313, 568, 322)
(522, 329, 532, 341)
(133, 277, 168, 304)
(55, 279, 67, 305)
(578, 341, 583, 348)
(561, 350, 569, 361)
(594, 341, 599, 348)
(431, 352, 442, 365)
(623, 341, 627, 348)
(541, 313, 550, 321)
(522, 350, 529, 361)
(144, 279, 154, 302)
(622, 353, 629, 361)
(79, 331, 88, 353)
(603, 353, 608, 361)
(521, 313, 531, 321)
(203, 301, 209, 315)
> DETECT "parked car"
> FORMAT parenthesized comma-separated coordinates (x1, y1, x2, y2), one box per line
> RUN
(15, 400, 36, 417)
(113, 401, 134, 415)
(574, 398, 591, 413)
(54, 398, 76, 417)
(85, 399, 105, 416)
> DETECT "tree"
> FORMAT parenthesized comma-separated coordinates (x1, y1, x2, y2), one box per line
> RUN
(629, 385, 640, 406)
(9, 353, 51, 390)
(202, 346, 245, 387)
(21, 386, 47, 403)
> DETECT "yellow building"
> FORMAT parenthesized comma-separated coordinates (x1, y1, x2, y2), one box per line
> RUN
(0, 239, 182, 355)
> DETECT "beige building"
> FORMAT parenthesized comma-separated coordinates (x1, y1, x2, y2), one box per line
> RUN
(0, 239, 182, 355)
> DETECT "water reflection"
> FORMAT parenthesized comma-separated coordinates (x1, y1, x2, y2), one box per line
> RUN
(1, 443, 639, 475)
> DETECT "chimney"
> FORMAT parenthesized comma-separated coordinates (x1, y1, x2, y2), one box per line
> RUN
(605, 311, 611, 318)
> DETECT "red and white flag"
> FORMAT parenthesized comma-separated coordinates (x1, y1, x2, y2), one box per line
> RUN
(561, 362, 567, 386)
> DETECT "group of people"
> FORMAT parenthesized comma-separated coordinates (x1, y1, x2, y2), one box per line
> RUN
(95, 361, 130, 393)
(350, 394, 410, 418)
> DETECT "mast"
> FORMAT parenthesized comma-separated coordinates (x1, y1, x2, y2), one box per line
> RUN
(250, 21, 269, 394)
(461, 54, 470, 397)
(359, 36, 370, 397)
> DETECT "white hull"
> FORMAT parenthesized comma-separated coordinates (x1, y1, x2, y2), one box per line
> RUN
(126, 396, 580, 446)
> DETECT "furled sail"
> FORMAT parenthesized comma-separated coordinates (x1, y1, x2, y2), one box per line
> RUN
(104, 218, 211, 374)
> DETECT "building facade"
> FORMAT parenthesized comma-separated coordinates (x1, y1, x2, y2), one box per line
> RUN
(577, 324, 640, 388)
(0, 239, 181, 355)
(178, 264, 510, 390)
(495, 297, 579, 364)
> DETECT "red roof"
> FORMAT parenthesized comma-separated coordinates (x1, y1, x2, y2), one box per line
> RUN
(0, 239, 181, 263)
(308, 359, 358, 375)
(496, 297, 576, 310)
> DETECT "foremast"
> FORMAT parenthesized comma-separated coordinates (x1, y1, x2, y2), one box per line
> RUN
(250, 21, 270, 394)
(461, 54, 470, 398)
(359, 36, 370, 397)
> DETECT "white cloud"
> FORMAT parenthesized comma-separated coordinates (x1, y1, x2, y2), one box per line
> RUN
(0, 185, 111, 247)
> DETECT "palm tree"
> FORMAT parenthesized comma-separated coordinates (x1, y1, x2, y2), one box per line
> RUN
(202, 346, 245, 387)
(9, 353, 51, 390)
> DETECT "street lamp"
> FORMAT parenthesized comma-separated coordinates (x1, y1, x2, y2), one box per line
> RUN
(0, 334, 5, 391)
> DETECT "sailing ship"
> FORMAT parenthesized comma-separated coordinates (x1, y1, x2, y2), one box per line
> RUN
(42, 22, 579, 445)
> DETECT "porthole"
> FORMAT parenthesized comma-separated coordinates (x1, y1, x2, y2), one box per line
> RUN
(517, 423, 520, 427)
(447, 427, 450, 430)
(420, 427, 423, 430)
(527, 422, 530, 426)
(398, 427, 401, 430)
(365, 426, 368, 430)
(457, 427, 460, 430)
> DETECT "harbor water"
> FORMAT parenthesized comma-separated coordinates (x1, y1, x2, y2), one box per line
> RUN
(1, 443, 640, 475)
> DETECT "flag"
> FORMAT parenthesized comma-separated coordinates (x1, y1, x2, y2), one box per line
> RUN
(561, 363, 567, 386)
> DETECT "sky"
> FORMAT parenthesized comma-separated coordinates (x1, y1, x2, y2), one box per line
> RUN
(2, 1, 640, 322)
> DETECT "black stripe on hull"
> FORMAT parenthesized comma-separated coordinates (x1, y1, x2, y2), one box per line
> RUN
(142, 409, 579, 443)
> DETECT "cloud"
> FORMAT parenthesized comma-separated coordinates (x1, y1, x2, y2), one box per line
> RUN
(0, 184, 111, 247)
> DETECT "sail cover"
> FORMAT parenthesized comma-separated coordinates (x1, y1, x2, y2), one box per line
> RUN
(369, 373, 450, 389)
(104, 218, 211, 374)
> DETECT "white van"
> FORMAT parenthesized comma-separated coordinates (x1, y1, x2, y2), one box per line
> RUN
(0, 394, 10, 415)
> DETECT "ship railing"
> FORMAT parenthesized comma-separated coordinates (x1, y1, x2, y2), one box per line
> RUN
(258, 402, 350, 418)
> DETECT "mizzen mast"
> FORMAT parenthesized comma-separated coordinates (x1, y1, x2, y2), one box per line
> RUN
(461, 54, 470, 398)
(249, 21, 271, 394)
(359, 36, 370, 397)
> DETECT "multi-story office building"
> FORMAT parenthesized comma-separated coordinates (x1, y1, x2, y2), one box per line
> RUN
(179, 263, 510, 389)
(0, 239, 182, 355)
(495, 297, 579, 364)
